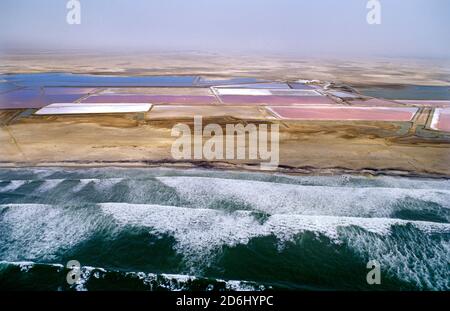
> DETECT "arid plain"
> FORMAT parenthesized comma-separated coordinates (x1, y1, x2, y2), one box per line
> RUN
(1, 52, 449, 177)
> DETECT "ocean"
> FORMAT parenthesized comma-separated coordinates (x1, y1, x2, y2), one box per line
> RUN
(0, 167, 449, 291)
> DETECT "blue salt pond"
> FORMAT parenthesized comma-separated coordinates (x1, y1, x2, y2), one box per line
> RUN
(0, 73, 200, 88)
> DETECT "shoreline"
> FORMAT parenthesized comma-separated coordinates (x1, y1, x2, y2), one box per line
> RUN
(1, 160, 449, 180)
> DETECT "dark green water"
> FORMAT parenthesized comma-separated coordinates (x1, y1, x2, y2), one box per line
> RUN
(0, 168, 449, 291)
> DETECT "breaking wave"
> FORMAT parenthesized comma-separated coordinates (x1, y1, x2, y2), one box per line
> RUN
(0, 167, 449, 290)
(157, 176, 450, 221)
(0, 261, 266, 291)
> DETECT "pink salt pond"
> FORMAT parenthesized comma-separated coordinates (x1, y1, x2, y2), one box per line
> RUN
(430, 108, 450, 132)
(0, 87, 97, 109)
(267, 106, 418, 122)
(219, 95, 336, 105)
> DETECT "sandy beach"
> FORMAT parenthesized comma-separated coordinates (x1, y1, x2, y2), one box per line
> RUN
(0, 108, 449, 177)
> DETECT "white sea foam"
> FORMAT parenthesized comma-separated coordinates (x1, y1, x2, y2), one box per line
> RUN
(342, 228, 450, 290)
(0, 260, 265, 291)
(0, 260, 64, 273)
(75, 266, 107, 291)
(71, 178, 124, 192)
(99, 203, 450, 270)
(0, 204, 106, 262)
(0, 260, 34, 272)
(0, 177, 124, 195)
(100, 203, 450, 290)
(77, 266, 264, 291)
(0, 180, 28, 192)
(129, 271, 266, 291)
(0, 202, 448, 290)
(156, 176, 450, 218)
(35, 179, 65, 193)
(100, 203, 450, 242)
(269, 173, 450, 190)
(71, 179, 93, 192)
(224, 280, 265, 291)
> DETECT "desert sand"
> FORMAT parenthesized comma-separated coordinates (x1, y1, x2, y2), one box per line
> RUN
(0, 106, 449, 177)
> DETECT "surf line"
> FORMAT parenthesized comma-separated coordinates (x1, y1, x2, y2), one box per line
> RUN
(171, 116, 279, 170)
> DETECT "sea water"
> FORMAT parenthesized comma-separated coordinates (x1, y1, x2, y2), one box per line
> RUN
(0, 167, 449, 291)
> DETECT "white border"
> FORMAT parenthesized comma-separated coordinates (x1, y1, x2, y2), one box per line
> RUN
(35, 103, 152, 115)
(430, 108, 441, 130)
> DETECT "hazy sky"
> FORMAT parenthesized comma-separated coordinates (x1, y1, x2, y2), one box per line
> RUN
(0, 0, 449, 58)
